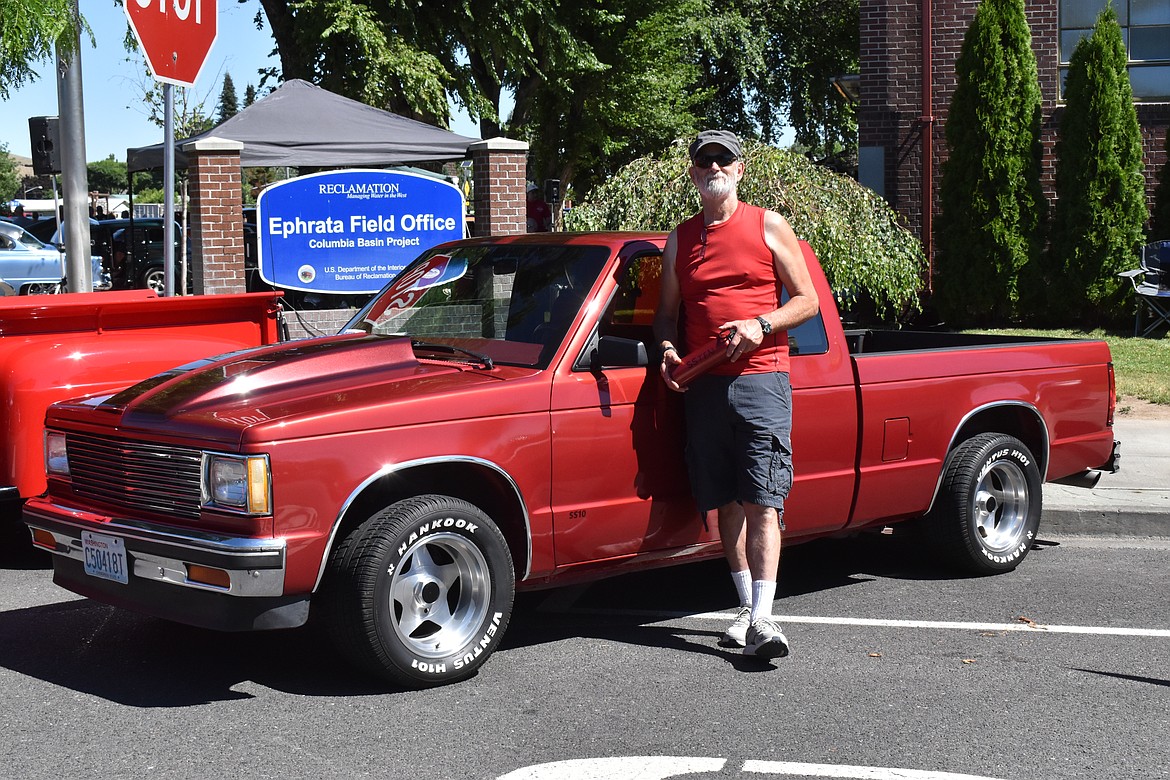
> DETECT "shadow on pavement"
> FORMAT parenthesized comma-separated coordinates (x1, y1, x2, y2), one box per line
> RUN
(0, 529, 992, 705)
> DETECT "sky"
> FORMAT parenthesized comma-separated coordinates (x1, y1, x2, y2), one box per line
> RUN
(0, 2, 482, 165)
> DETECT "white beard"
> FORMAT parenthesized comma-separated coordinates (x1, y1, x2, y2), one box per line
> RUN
(697, 169, 738, 198)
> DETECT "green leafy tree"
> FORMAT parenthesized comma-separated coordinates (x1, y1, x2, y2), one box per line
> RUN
(0, 143, 21, 202)
(87, 156, 128, 193)
(522, 0, 708, 198)
(566, 139, 926, 320)
(254, 0, 858, 203)
(935, 0, 1044, 327)
(259, 0, 452, 123)
(217, 73, 239, 124)
(1152, 126, 1170, 241)
(1049, 7, 1147, 325)
(137, 75, 216, 138)
(0, 0, 90, 99)
(698, 0, 858, 161)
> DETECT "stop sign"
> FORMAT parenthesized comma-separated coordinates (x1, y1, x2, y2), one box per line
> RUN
(125, 0, 218, 87)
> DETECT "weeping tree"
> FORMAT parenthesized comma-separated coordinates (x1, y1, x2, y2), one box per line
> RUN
(565, 139, 926, 321)
(1048, 7, 1148, 326)
(934, 0, 1044, 327)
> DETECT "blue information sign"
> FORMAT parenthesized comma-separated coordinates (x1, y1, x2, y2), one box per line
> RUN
(256, 169, 465, 293)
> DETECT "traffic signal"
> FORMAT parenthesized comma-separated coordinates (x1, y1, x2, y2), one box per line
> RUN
(544, 179, 560, 205)
(29, 116, 61, 176)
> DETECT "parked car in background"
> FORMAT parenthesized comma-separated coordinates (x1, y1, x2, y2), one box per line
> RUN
(109, 219, 186, 293)
(22, 217, 61, 244)
(0, 220, 107, 294)
(47, 219, 117, 277)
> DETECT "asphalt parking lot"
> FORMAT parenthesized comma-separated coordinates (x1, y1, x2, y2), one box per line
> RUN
(1, 528, 1167, 780)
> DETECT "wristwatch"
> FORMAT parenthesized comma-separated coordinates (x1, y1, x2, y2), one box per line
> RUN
(755, 316, 772, 336)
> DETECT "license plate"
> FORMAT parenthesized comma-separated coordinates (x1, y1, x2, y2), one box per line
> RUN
(82, 531, 129, 585)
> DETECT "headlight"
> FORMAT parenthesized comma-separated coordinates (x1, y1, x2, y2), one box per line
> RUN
(45, 431, 70, 476)
(204, 454, 271, 514)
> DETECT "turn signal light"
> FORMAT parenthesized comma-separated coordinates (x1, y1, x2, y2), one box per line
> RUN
(30, 528, 56, 551)
(186, 564, 231, 589)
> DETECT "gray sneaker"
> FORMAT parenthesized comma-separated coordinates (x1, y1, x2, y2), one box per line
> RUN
(719, 606, 752, 647)
(743, 617, 790, 658)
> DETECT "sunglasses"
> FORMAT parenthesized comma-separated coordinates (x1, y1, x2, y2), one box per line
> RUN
(692, 151, 738, 168)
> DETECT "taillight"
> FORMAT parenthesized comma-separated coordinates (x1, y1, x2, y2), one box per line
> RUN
(1106, 362, 1116, 428)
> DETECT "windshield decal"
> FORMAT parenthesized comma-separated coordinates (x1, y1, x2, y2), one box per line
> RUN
(379, 254, 469, 315)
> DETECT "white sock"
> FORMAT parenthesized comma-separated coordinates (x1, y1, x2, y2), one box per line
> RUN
(750, 580, 777, 623)
(731, 569, 752, 608)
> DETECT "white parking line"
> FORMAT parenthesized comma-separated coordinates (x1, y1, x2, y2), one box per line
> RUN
(702, 613, 1170, 638)
(743, 760, 1007, 779)
(496, 757, 1010, 779)
(545, 605, 1170, 638)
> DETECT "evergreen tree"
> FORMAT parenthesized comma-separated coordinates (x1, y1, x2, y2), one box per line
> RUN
(216, 73, 239, 124)
(1049, 7, 1148, 325)
(244, 84, 257, 108)
(1152, 126, 1170, 241)
(935, 0, 1044, 327)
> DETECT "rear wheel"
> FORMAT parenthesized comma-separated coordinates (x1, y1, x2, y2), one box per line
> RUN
(927, 433, 1042, 574)
(321, 494, 515, 688)
(141, 266, 165, 294)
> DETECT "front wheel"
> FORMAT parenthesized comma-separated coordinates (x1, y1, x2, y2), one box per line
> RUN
(21, 281, 63, 295)
(320, 495, 515, 688)
(926, 433, 1042, 575)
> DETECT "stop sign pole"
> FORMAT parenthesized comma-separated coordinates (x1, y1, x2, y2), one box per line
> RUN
(125, 0, 219, 295)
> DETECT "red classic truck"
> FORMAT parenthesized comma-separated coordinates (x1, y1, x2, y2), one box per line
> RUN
(24, 233, 1119, 687)
(1, 290, 283, 541)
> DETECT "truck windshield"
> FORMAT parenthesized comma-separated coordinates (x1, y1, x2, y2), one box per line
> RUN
(345, 244, 610, 369)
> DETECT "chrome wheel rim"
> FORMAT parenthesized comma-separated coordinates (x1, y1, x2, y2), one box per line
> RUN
(972, 459, 1029, 553)
(144, 270, 165, 294)
(389, 531, 491, 659)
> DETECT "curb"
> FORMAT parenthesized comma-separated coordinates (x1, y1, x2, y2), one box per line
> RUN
(1041, 505, 1170, 538)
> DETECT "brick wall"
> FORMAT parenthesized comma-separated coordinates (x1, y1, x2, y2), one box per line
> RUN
(184, 137, 246, 295)
(861, 0, 1170, 265)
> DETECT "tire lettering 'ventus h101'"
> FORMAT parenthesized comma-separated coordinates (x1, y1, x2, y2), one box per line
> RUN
(928, 433, 1042, 575)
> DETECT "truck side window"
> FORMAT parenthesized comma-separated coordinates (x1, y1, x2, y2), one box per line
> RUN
(783, 289, 829, 356)
(601, 252, 662, 346)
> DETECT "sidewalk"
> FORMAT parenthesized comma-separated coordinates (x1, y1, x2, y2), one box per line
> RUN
(1042, 417, 1170, 537)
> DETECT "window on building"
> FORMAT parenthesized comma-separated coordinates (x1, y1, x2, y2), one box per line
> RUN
(1059, 0, 1170, 101)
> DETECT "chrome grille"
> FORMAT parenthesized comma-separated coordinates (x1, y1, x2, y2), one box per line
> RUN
(65, 433, 203, 520)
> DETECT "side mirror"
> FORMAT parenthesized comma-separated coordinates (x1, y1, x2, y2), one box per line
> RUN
(590, 335, 649, 371)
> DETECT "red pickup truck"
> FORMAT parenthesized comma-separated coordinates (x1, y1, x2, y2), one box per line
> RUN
(24, 233, 1119, 687)
(1, 290, 283, 535)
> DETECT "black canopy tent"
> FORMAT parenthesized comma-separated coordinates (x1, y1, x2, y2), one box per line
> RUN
(126, 79, 478, 172)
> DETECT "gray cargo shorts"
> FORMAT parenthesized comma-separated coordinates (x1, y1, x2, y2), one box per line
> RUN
(683, 371, 793, 524)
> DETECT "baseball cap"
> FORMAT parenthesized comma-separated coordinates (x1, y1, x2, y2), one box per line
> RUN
(688, 130, 743, 161)
(527, 183, 540, 194)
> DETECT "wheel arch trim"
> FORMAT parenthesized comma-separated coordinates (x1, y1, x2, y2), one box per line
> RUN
(925, 401, 1049, 515)
(313, 456, 533, 591)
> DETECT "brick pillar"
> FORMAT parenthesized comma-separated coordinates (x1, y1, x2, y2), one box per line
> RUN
(183, 137, 245, 295)
(469, 137, 529, 237)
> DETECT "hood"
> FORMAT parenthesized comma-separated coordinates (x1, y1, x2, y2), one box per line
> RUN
(72, 334, 542, 447)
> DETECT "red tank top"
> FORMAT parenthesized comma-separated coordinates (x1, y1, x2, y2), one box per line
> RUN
(675, 202, 788, 375)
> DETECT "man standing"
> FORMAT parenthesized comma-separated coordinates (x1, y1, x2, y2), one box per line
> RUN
(654, 130, 819, 658)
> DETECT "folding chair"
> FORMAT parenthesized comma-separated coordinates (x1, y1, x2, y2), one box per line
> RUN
(1118, 240, 1170, 337)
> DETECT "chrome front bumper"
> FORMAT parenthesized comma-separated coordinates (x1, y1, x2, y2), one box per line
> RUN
(25, 503, 286, 598)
